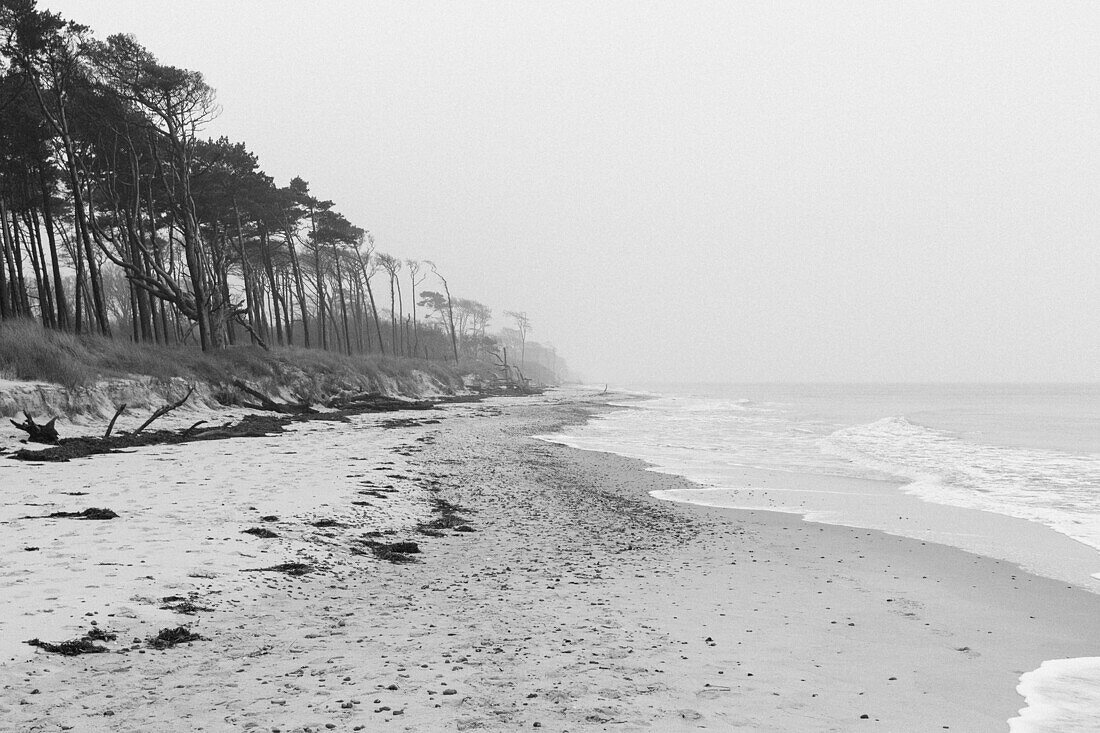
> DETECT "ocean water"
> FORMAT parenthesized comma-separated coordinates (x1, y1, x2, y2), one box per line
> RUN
(552, 384, 1100, 575)
(544, 383, 1100, 733)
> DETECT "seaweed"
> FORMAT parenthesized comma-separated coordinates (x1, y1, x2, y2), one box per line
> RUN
(361, 540, 421, 563)
(241, 562, 314, 576)
(148, 626, 206, 649)
(85, 626, 117, 642)
(26, 637, 108, 656)
(160, 597, 213, 614)
(25, 626, 116, 655)
(311, 519, 344, 528)
(416, 497, 473, 533)
(25, 507, 119, 520)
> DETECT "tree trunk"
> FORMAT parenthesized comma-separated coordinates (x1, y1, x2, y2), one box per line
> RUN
(39, 176, 69, 330)
(9, 210, 31, 316)
(283, 224, 310, 348)
(259, 228, 284, 346)
(0, 199, 9, 319)
(332, 244, 351, 356)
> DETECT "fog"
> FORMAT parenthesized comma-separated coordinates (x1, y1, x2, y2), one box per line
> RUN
(42, 1, 1100, 384)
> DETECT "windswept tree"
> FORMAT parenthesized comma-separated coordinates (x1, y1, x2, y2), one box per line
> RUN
(425, 260, 459, 364)
(88, 33, 222, 348)
(292, 178, 335, 349)
(311, 207, 361, 355)
(2, 1, 109, 334)
(376, 252, 402, 356)
(277, 178, 312, 347)
(351, 231, 384, 354)
(405, 258, 425, 358)
(0, 2, 568, 381)
(505, 310, 531, 367)
(0, 65, 68, 327)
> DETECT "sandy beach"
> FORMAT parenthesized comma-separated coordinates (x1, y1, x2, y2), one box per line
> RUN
(2, 391, 1098, 732)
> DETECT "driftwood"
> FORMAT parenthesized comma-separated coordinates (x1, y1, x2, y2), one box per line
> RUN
(134, 386, 194, 435)
(10, 412, 59, 444)
(232, 380, 314, 414)
(12, 413, 290, 462)
(181, 420, 208, 437)
(324, 392, 434, 411)
(103, 404, 127, 439)
(9, 383, 525, 464)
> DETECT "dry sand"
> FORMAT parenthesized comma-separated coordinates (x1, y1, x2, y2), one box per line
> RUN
(1, 392, 1098, 732)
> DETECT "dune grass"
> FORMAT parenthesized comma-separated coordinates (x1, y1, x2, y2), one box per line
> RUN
(0, 319, 476, 396)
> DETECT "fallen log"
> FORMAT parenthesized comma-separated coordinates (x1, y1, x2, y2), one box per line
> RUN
(10, 412, 59, 444)
(232, 380, 315, 414)
(11, 414, 289, 462)
(181, 420, 208, 437)
(133, 386, 194, 435)
(325, 392, 435, 412)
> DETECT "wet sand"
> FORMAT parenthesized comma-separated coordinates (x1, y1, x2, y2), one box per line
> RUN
(1, 393, 1098, 731)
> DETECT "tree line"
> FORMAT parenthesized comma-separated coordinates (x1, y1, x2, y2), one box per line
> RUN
(0, 0, 564, 377)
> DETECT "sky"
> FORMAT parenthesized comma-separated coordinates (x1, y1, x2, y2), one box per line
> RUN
(39, 1, 1100, 384)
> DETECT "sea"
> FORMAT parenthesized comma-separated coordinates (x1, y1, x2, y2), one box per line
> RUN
(543, 383, 1100, 733)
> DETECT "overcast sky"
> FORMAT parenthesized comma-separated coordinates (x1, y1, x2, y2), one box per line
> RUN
(41, 1, 1100, 384)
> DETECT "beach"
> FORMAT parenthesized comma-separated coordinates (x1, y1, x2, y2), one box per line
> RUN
(1, 391, 1098, 732)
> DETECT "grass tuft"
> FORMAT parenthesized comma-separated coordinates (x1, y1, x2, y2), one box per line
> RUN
(0, 319, 469, 398)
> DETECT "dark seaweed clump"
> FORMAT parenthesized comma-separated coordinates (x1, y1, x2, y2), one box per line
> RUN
(311, 519, 344, 528)
(38, 507, 118, 520)
(160, 596, 213, 614)
(242, 562, 314, 576)
(148, 626, 206, 649)
(417, 497, 473, 534)
(26, 626, 116, 655)
(26, 638, 107, 655)
(360, 539, 421, 563)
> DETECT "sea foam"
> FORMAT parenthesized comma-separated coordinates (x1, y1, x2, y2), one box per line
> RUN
(1009, 658, 1100, 733)
(825, 416, 1100, 555)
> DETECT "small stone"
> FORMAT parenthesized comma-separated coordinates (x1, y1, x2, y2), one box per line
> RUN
(442, 688, 457, 696)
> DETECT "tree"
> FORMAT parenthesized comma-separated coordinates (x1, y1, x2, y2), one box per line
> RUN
(505, 310, 531, 367)
(351, 231, 384, 354)
(405, 258, 426, 358)
(311, 207, 361, 355)
(425, 261, 459, 364)
(2, 0, 110, 334)
(376, 252, 401, 356)
(88, 33, 221, 348)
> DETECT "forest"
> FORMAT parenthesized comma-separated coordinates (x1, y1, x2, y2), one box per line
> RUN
(0, 1, 568, 385)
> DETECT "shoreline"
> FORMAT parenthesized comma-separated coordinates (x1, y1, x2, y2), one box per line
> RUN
(544, 393, 1100, 595)
(537, 399, 1100, 730)
(1, 392, 1097, 730)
